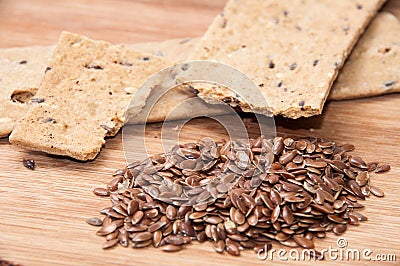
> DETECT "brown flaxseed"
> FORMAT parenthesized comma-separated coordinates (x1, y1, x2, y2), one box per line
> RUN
(370, 186, 385, 197)
(96, 223, 117, 236)
(225, 241, 240, 256)
(89, 136, 389, 257)
(293, 235, 314, 249)
(93, 187, 109, 197)
(131, 232, 153, 242)
(375, 164, 390, 173)
(86, 217, 102, 226)
(162, 244, 183, 252)
(102, 238, 119, 249)
(22, 158, 35, 170)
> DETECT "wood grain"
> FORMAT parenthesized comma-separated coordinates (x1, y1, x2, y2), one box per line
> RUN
(0, 0, 226, 48)
(1, 0, 400, 265)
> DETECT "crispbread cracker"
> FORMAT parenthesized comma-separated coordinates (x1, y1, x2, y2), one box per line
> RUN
(190, 0, 386, 118)
(329, 12, 400, 100)
(0, 39, 199, 138)
(9, 32, 170, 160)
(0, 46, 54, 137)
(2, 8, 398, 139)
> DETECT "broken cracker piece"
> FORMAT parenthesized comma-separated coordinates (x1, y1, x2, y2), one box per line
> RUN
(329, 12, 400, 100)
(9, 32, 170, 160)
(0, 46, 54, 137)
(190, 0, 386, 118)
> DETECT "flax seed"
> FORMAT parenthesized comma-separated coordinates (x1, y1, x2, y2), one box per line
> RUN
(86, 217, 103, 226)
(103, 238, 119, 249)
(375, 164, 390, 173)
(293, 235, 314, 249)
(91, 136, 389, 256)
(370, 186, 384, 197)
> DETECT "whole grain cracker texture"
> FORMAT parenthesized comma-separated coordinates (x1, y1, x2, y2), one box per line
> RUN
(0, 46, 54, 137)
(329, 12, 400, 100)
(190, 0, 386, 118)
(9, 32, 170, 160)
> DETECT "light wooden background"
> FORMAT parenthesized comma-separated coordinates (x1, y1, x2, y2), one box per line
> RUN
(1, 0, 400, 265)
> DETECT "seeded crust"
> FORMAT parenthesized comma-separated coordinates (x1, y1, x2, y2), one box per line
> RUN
(0, 46, 54, 137)
(9, 32, 170, 161)
(329, 12, 400, 100)
(190, 0, 386, 118)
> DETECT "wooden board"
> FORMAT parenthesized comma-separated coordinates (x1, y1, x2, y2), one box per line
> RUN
(1, 0, 400, 265)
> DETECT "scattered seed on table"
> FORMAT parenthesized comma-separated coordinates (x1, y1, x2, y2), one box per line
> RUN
(370, 186, 385, 197)
(93, 188, 109, 196)
(375, 164, 390, 173)
(22, 159, 35, 170)
(86, 217, 103, 226)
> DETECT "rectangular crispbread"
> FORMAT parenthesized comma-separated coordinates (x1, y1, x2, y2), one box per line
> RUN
(2, 10, 399, 140)
(190, 0, 386, 118)
(9, 32, 170, 160)
(329, 12, 400, 100)
(0, 38, 199, 137)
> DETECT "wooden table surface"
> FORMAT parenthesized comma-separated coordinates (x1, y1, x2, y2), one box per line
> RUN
(1, 0, 400, 265)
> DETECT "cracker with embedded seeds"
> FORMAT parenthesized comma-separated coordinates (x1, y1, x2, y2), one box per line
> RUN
(190, 0, 386, 118)
(0, 46, 54, 137)
(329, 12, 400, 100)
(0, 38, 200, 137)
(9, 32, 170, 160)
